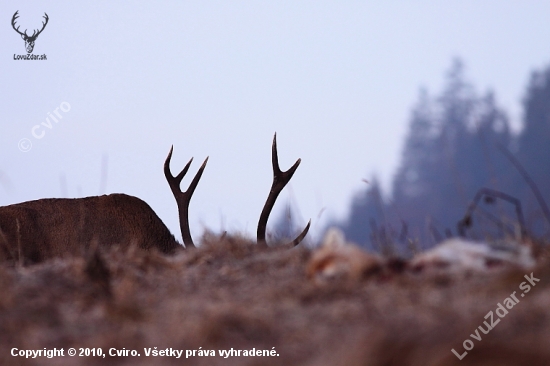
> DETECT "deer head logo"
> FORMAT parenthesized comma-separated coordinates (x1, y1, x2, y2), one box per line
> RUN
(11, 11, 49, 54)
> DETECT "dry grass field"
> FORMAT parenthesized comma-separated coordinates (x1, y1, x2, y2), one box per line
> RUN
(0, 232, 549, 366)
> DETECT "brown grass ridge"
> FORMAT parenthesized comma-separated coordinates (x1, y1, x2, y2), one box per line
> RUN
(1, 234, 549, 366)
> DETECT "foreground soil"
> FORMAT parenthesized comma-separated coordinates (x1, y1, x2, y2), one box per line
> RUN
(1, 235, 549, 366)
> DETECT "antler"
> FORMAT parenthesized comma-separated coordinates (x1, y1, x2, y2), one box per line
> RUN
(32, 13, 49, 39)
(11, 11, 48, 39)
(257, 133, 311, 247)
(165, 134, 309, 249)
(11, 11, 25, 37)
(164, 147, 208, 248)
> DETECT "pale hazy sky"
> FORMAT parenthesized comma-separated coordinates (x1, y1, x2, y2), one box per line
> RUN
(2, 1, 550, 244)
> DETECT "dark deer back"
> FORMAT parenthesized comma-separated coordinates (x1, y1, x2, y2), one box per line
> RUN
(0, 194, 179, 264)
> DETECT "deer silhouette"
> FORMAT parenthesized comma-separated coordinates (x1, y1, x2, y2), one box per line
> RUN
(12, 11, 49, 54)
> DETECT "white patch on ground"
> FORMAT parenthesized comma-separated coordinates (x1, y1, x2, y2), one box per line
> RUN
(410, 237, 535, 272)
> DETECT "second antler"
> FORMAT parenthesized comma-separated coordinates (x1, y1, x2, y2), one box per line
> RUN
(164, 133, 310, 248)
(257, 133, 311, 247)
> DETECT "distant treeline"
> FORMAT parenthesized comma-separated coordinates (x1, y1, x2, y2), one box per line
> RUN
(333, 59, 550, 252)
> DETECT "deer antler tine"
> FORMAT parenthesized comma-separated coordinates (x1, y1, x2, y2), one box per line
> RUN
(273, 134, 301, 180)
(175, 158, 193, 184)
(165, 145, 174, 165)
(291, 220, 311, 247)
(186, 157, 209, 197)
(257, 133, 309, 247)
(272, 133, 281, 174)
(163, 146, 176, 184)
(164, 147, 192, 187)
(11, 11, 24, 35)
(38, 13, 49, 35)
